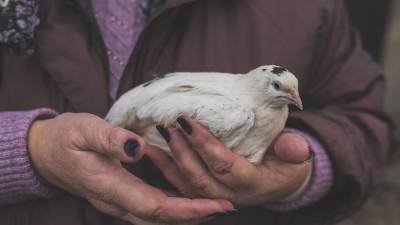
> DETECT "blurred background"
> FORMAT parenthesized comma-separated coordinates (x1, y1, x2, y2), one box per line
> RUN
(338, 0, 400, 224)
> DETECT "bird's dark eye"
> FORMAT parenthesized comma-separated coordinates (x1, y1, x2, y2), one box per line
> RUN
(262, 68, 267, 72)
(273, 81, 282, 91)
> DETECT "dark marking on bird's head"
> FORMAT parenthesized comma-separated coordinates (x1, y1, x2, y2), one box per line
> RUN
(271, 66, 288, 75)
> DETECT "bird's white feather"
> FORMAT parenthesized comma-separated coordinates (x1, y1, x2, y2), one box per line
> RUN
(106, 66, 300, 164)
(106, 72, 256, 154)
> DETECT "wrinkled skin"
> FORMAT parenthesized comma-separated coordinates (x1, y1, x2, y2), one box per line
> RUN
(147, 117, 312, 208)
(28, 113, 233, 225)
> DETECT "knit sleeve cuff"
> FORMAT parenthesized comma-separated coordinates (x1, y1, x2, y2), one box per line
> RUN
(0, 108, 59, 205)
(264, 128, 333, 211)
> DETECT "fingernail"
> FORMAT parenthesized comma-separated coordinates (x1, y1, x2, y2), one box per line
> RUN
(124, 139, 140, 157)
(176, 117, 192, 135)
(305, 149, 315, 162)
(156, 125, 170, 142)
(298, 149, 315, 164)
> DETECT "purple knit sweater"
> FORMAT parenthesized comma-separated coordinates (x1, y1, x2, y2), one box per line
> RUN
(0, 0, 332, 211)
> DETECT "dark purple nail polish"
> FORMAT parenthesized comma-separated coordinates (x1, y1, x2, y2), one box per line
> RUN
(124, 139, 140, 157)
(177, 117, 192, 135)
(156, 125, 170, 142)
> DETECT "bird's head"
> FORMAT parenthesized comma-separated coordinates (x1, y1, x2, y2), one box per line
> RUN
(246, 65, 303, 110)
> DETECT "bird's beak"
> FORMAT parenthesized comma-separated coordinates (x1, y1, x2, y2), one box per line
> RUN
(288, 91, 303, 110)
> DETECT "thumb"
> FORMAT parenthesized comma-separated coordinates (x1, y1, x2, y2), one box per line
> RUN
(272, 132, 311, 164)
(81, 116, 146, 163)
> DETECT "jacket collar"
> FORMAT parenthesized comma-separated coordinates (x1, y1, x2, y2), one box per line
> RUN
(75, 0, 198, 11)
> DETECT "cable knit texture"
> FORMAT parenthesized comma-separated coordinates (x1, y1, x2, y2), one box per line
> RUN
(0, 109, 58, 205)
(92, 0, 145, 100)
(0, 0, 333, 211)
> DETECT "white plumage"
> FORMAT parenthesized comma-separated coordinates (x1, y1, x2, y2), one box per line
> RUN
(106, 65, 302, 164)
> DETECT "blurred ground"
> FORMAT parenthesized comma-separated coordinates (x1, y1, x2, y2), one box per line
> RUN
(337, 1, 400, 225)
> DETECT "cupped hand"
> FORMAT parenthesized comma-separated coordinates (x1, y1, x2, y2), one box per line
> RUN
(28, 113, 234, 224)
(147, 117, 312, 208)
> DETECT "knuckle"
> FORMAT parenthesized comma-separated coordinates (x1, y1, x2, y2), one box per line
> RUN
(56, 113, 106, 150)
(192, 134, 210, 149)
(101, 185, 117, 202)
(188, 176, 209, 193)
(169, 142, 186, 159)
(211, 159, 233, 175)
(101, 125, 119, 155)
(147, 204, 167, 223)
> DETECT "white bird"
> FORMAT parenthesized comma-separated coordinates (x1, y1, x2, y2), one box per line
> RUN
(106, 65, 302, 164)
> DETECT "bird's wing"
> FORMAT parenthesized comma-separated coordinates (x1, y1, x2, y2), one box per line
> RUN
(136, 88, 255, 149)
(105, 72, 241, 127)
(106, 72, 255, 149)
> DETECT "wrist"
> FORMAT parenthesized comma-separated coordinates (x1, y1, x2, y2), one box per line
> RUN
(0, 109, 59, 204)
(28, 119, 47, 158)
(27, 118, 55, 187)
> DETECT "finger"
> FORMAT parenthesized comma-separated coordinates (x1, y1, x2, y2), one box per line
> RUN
(145, 145, 198, 197)
(122, 191, 218, 225)
(78, 114, 146, 163)
(249, 132, 312, 203)
(124, 211, 213, 225)
(175, 117, 258, 188)
(158, 126, 235, 199)
(271, 132, 311, 164)
(96, 167, 234, 223)
(258, 156, 312, 202)
(91, 198, 210, 225)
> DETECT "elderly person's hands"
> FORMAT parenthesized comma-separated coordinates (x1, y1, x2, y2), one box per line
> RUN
(147, 117, 312, 208)
(27, 113, 234, 224)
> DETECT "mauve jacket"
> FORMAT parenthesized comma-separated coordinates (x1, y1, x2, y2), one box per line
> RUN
(0, 0, 391, 224)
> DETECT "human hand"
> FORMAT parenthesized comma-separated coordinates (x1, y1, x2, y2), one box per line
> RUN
(147, 117, 312, 208)
(28, 113, 234, 224)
